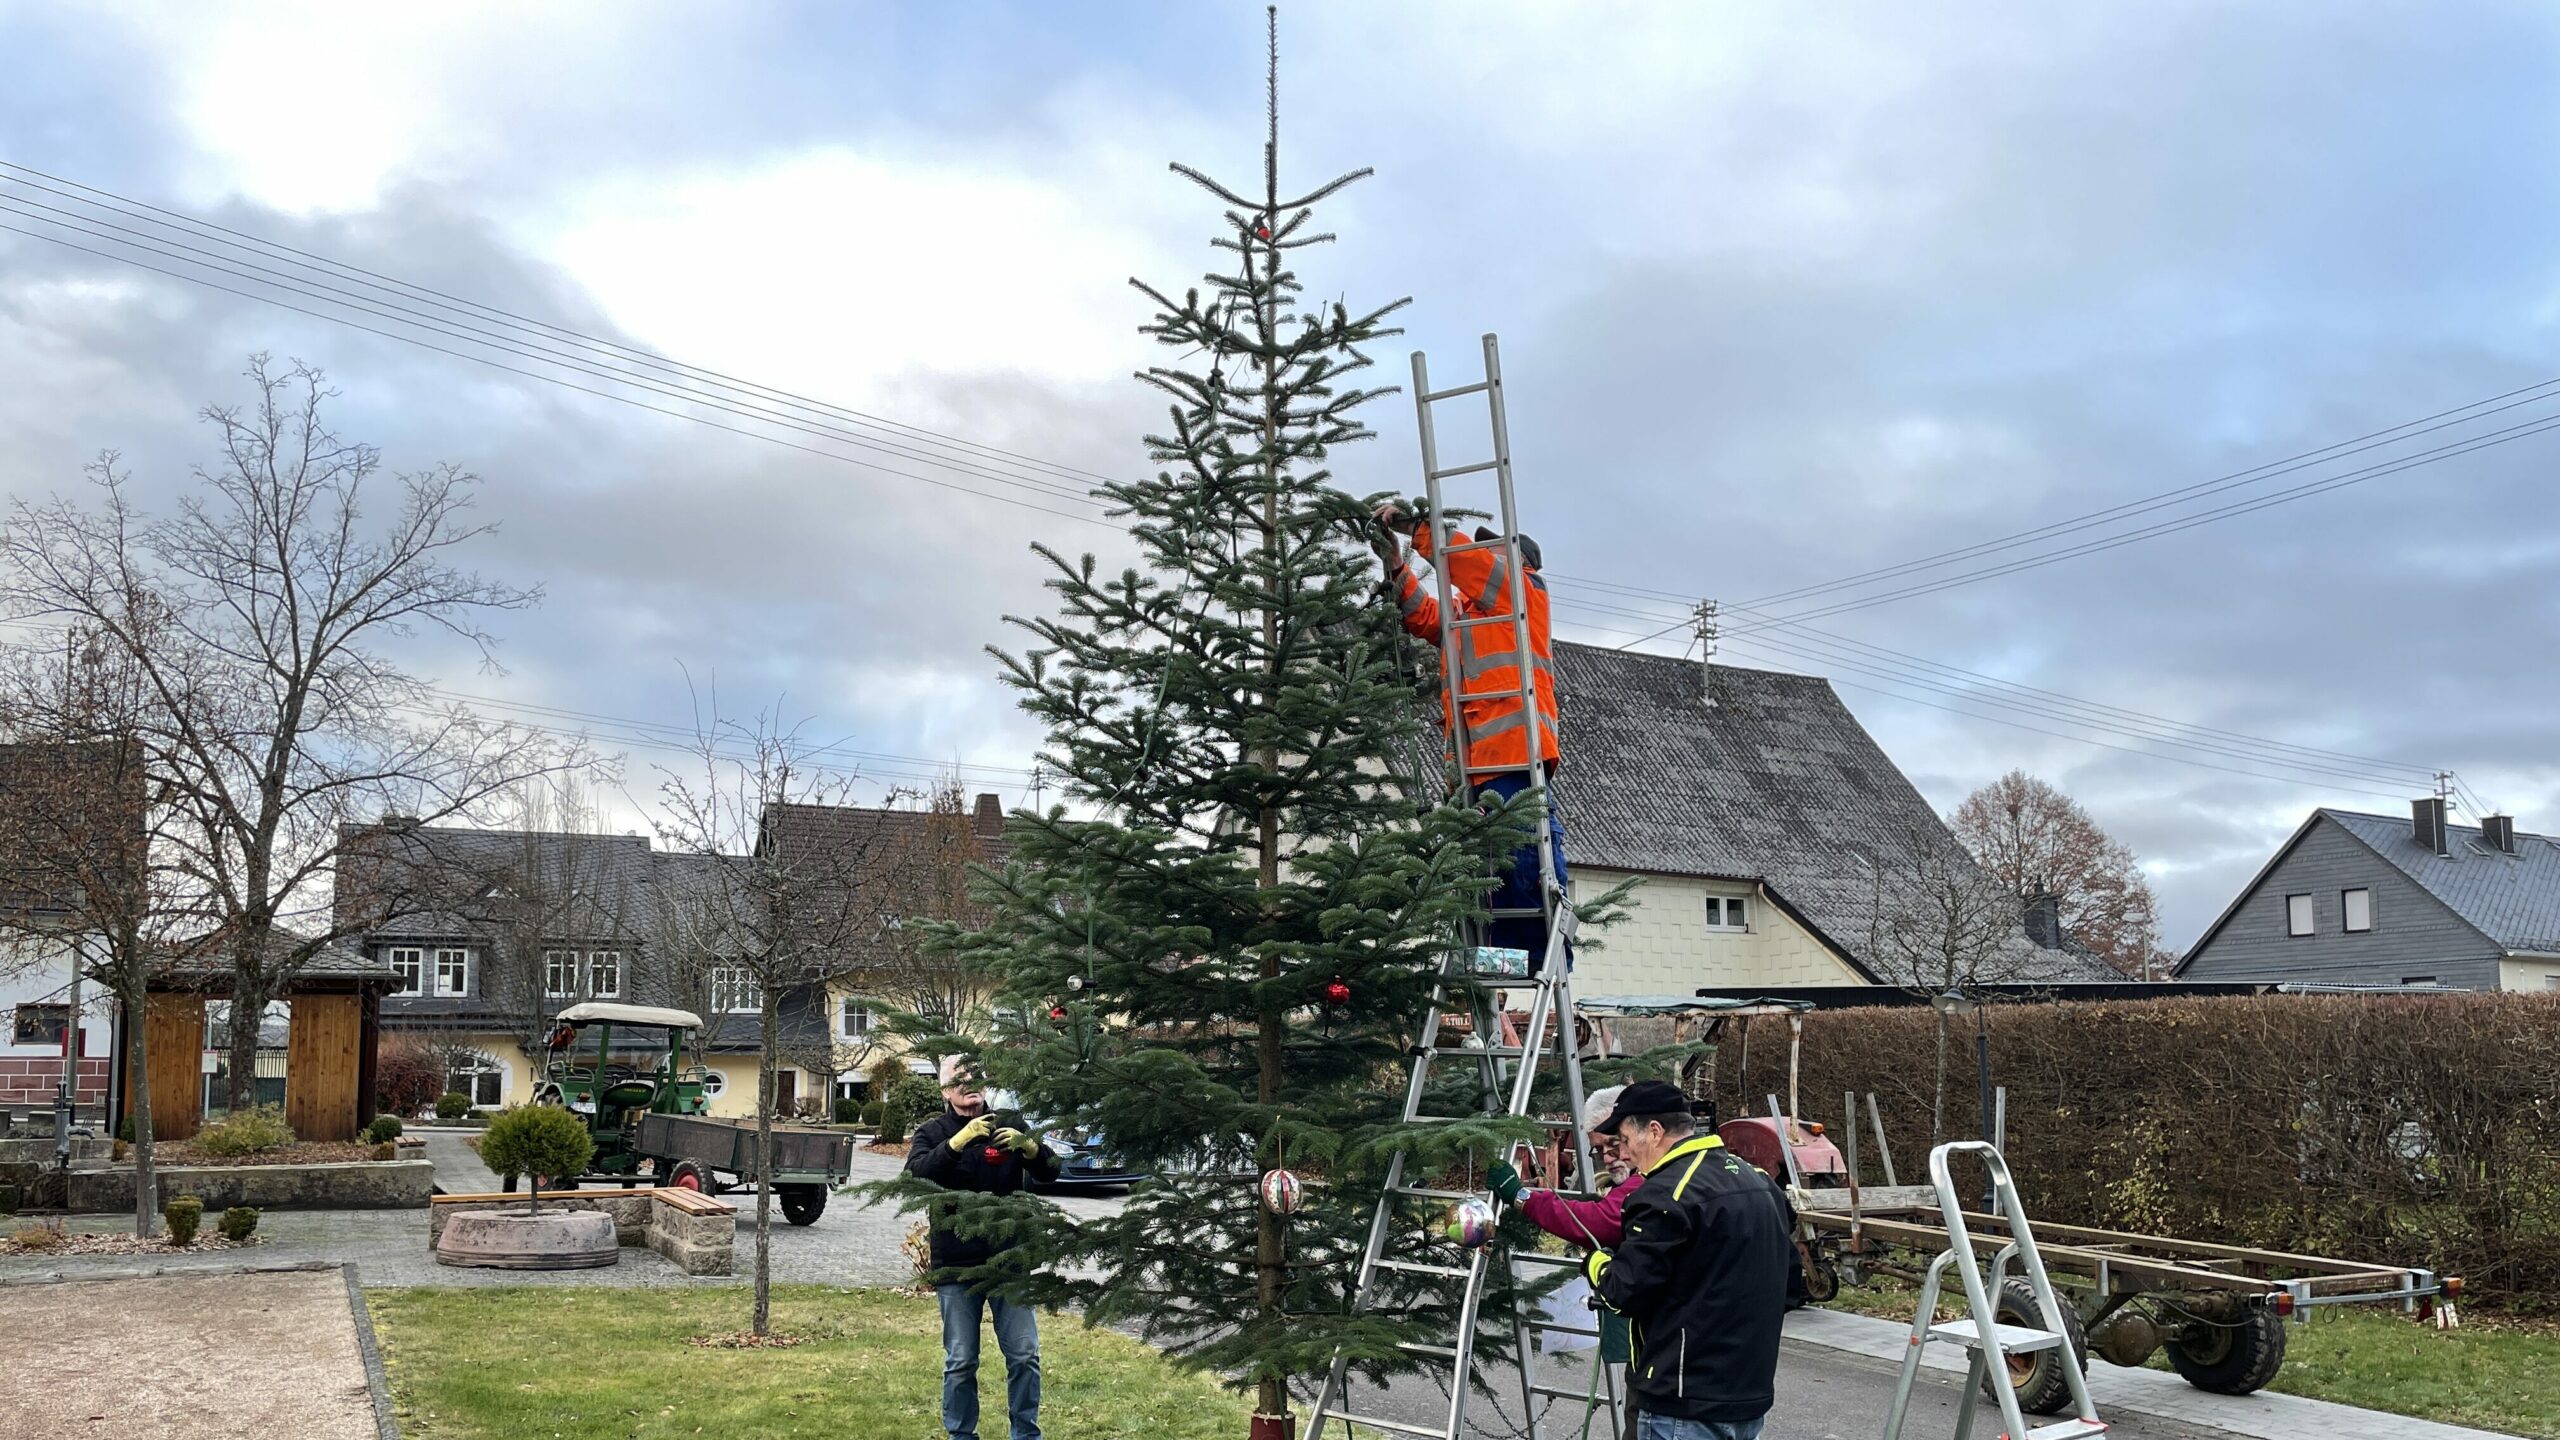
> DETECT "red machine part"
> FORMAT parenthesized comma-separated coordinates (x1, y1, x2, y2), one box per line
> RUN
(1717, 1116, 1847, 1185)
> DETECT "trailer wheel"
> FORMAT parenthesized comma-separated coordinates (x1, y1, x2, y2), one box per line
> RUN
(662, 1160, 708, 1192)
(780, 1185, 827, 1226)
(1989, 1278, 2088, 1417)
(2165, 1308, 2287, 1395)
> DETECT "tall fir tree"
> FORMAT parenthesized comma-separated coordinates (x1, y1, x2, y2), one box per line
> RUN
(886, 24, 1547, 1431)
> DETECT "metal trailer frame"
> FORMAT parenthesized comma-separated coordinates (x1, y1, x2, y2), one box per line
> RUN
(635, 1111, 853, 1205)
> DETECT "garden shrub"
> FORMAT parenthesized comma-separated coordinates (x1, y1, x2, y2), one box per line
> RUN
(117, 1114, 134, 1143)
(832, 1097, 861, 1125)
(11, 1222, 65, 1250)
(363, 1114, 403, 1144)
(370, 1141, 398, 1161)
(163, 1194, 203, 1246)
(111, 1139, 129, 1162)
(434, 1091, 471, 1121)
(1726, 991, 2560, 1304)
(193, 1105, 295, 1158)
(479, 1106, 594, 1210)
(218, 1206, 260, 1242)
(374, 1035, 444, 1117)
(859, 1100, 885, 1128)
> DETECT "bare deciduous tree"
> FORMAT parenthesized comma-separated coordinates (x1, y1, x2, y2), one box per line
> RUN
(1862, 828, 2046, 1143)
(1950, 769, 2165, 977)
(0, 629, 204, 1235)
(471, 776, 643, 1061)
(651, 695, 907, 1337)
(0, 357, 575, 1107)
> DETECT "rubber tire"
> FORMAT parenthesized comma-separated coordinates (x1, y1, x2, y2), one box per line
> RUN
(1801, 1253, 1840, 1304)
(2165, 1309, 2288, 1396)
(1989, 1278, 2089, 1417)
(663, 1160, 708, 1192)
(780, 1185, 826, 1226)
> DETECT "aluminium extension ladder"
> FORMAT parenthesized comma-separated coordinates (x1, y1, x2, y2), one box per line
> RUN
(1882, 1142, 2108, 1440)
(1305, 335, 1622, 1440)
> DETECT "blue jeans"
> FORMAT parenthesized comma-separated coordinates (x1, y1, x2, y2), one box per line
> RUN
(1477, 770, 1570, 971)
(1635, 1416, 1762, 1440)
(936, 1284, 1041, 1440)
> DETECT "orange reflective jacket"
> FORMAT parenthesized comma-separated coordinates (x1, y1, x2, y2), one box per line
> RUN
(1390, 521, 1560, 770)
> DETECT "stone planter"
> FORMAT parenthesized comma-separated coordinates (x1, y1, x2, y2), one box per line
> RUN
(430, 1186, 736, 1275)
(61, 1160, 434, 1213)
(435, 1208, 620, 1269)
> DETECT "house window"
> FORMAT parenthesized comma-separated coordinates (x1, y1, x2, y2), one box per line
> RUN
(543, 949, 579, 998)
(2285, 894, 2315, 937)
(434, 947, 473, 997)
(12, 1004, 69, 1048)
(2342, 889, 2372, 933)
(588, 950, 621, 999)
(387, 947, 423, 997)
(699, 1070, 727, 1100)
(445, 1050, 505, 1108)
(840, 999, 875, 1038)
(1704, 896, 1750, 931)
(2401, 975, 2439, 988)
(709, 966, 760, 1014)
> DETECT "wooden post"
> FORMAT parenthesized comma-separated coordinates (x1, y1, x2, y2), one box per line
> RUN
(126, 993, 205, 1142)
(355, 988, 381, 1131)
(284, 992, 363, 1141)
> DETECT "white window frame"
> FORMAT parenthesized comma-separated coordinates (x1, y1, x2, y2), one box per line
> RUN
(2285, 894, 2315, 938)
(387, 946, 423, 997)
(709, 965, 761, 1014)
(588, 949, 621, 999)
(446, 1050, 505, 1108)
(2342, 889, 2373, 934)
(699, 1069, 728, 1099)
(1704, 895, 1751, 932)
(433, 947, 473, 998)
(840, 999, 876, 1039)
(543, 949, 579, 998)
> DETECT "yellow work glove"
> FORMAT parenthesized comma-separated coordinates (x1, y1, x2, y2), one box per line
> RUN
(948, 1115, 995, 1151)
(1583, 1248, 1611, 1288)
(995, 1126, 1041, 1156)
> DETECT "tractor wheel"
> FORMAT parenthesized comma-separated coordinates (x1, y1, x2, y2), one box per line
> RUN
(2165, 1308, 2287, 1395)
(663, 1160, 708, 1192)
(780, 1185, 827, 1226)
(1988, 1278, 2088, 1417)
(1798, 1245, 1839, 1304)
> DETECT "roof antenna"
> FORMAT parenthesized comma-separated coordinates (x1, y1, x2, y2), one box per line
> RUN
(1694, 598, 1720, 709)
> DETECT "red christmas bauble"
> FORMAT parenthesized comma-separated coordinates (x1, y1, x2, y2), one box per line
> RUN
(1322, 979, 1351, 1006)
(1256, 222, 1271, 238)
(983, 1145, 1007, 1164)
(1049, 1005, 1068, 1022)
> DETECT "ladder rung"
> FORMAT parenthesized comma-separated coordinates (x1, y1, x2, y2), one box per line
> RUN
(1928, 1319, 2065, 1353)
(2025, 1422, 2109, 1440)
(1428, 459, 1500, 481)
(1322, 1413, 1444, 1438)
(1394, 1341, 1461, 1359)
(1427, 1044, 1524, 1058)
(1392, 1184, 1475, 1201)
(1529, 1382, 1601, 1400)
(1527, 1320, 1597, 1336)
(1378, 1258, 1473, 1279)
(1484, 906, 1546, 917)
(1421, 380, 1490, 402)
(1452, 612, 1520, 629)
(1443, 537, 1512, 556)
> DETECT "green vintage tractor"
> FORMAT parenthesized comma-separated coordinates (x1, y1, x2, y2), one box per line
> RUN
(522, 1001, 851, 1224)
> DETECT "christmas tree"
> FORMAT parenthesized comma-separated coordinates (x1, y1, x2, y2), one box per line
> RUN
(888, 18, 1549, 1433)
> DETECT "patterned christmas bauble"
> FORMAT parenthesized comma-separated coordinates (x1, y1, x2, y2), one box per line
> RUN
(1259, 1168, 1303, 1216)
(1443, 1197, 1498, 1249)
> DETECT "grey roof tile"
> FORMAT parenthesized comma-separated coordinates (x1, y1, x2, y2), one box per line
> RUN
(2324, 808, 2560, 954)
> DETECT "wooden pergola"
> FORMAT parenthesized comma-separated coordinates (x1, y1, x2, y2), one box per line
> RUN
(113, 945, 401, 1143)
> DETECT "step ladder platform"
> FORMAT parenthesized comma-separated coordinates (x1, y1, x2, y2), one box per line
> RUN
(2026, 1421, 2109, 1440)
(1927, 1318, 2066, 1353)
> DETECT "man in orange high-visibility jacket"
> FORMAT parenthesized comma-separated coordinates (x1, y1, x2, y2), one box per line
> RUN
(1372, 500, 1570, 972)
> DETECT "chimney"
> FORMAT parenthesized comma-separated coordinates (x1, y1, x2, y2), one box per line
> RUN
(2412, 797, 2448, 856)
(2482, 813, 2517, 854)
(2023, 893, 2064, 950)
(972, 792, 1002, 838)
(380, 813, 419, 833)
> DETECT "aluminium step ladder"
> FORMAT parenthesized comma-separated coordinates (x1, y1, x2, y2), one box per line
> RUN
(1882, 1141, 2108, 1440)
(1305, 335, 1622, 1440)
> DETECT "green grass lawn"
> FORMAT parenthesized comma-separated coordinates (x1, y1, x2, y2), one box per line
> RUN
(1825, 1279, 2560, 1437)
(367, 1285, 1255, 1439)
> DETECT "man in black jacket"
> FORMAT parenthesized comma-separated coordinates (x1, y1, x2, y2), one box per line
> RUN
(905, 1054, 1062, 1440)
(1583, 1080, 1795, 1440)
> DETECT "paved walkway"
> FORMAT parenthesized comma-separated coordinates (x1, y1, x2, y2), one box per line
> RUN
(1782, 1306, 2519, 1440)
(414, 1126, 499, 1192)
(0, 1265, 384, 1439)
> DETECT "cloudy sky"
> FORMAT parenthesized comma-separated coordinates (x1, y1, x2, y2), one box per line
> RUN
(4, 1, 2556, 948)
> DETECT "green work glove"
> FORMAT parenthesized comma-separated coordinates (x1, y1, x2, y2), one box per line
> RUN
(948, 1114, 995, 1151)
(1487, 1159, 1526, 1203)
(1583, 1248, 1612, 1289)
(995, 1126, 1041, 1156)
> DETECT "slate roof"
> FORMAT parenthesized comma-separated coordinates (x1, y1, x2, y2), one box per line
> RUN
(1551, 643, 2114, 984)
(756, 793, 1012, 969)
(2322, 808, 2560, 954)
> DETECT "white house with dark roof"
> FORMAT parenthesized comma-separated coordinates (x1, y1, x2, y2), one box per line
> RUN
(1550, 642, 2112, 996)
(2177, 799, 2560, 991)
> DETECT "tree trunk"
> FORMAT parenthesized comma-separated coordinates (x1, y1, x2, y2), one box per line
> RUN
(226, 963, 271, 1112)
(753, 995, 778, 1338)
(121, 958, 157, 1238)
(1930, 1011, 1950, 1147)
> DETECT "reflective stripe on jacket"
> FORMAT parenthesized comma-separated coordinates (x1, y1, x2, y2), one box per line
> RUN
(1390, 520, 1560, 768)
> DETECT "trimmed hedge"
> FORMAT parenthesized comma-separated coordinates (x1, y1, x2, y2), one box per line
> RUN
(1726, 992, 2560, 1303)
